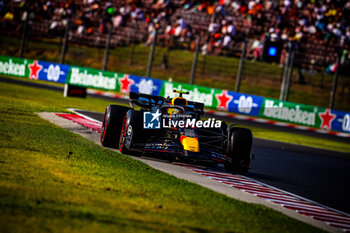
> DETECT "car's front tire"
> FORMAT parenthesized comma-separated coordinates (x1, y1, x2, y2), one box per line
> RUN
(100, 105, 130, 148)
(119, 110, 143, 154)
(225, 126, 253, 174)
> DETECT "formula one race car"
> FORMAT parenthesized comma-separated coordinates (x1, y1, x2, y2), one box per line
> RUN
(101, 90, 253, 174)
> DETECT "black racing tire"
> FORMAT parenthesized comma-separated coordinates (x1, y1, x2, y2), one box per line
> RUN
(100, 105, 130, 148)
(225, 126, 253, 174)
(119, 110, 143, 154)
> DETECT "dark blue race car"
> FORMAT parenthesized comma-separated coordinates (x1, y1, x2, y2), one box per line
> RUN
(101, 90, 253, 174)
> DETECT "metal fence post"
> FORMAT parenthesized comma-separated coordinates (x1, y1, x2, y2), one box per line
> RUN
(235, 38, 248, 92)
(60, 18, 71, 64)
(329, 50, 342, 109)
(279, 42, 292, 100)
(19, 11, 29, 58)
(146, 28, 158, 77)
(102, 22, 113, 70)
(284, 45, 295, 101)
(189, 35, 201, 85)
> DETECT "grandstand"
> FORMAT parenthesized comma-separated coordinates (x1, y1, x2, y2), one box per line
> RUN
(1, 0, 349, 71)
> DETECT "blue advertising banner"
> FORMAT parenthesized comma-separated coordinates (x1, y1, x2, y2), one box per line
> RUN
(37, 61, 70, 83)
(329, 109, 350, 133)
(226, 91, 264, 117)
(129, 75, 163, 96)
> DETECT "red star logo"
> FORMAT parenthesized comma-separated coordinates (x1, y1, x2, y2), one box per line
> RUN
(118, 75, 134, 94)
(215, 90, 233, 111)
(318, 109, 336, 130)
(28, 60, 42, 80)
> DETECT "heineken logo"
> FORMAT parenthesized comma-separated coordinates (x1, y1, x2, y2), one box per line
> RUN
(69, 68, 116, 90)
(164, 82, 214, 106)
(0, 59, 26, 77)
(263, 100, 316, 126)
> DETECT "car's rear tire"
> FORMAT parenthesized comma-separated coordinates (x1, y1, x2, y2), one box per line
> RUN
(119, 110, 143, 154)
(225, 126, 253, 174)
(100, 105, 130, 148)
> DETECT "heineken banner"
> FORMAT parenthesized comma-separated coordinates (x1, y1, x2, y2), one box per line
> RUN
(0, 56, 31, 78)
(258, 98, 348, 131)
(67, 66, 123, 91)
(1, 55, 350, 134)
(260, 98, 320, 127)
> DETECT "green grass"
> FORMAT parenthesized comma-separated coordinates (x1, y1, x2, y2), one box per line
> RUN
(247, 125, 350, 153)
(0, 75, 326, 232)
(1, 35, 349, 111)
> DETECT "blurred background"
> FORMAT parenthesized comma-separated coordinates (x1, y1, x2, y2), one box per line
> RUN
(0, 0, 349, 111)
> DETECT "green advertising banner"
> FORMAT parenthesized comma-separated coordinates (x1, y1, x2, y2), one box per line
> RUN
(0, 56, 32, 78)
(160, 81, 219, 109)
(259, 98, 324, 128)
(67, 66, 124, 91)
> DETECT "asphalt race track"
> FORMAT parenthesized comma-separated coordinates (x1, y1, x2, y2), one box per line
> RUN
(1, 77, 350, 215)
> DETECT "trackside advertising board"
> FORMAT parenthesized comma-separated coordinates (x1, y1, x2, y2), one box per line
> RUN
(0, 55, 349, 134)
(0, 56, 32, 78)
(67, 66, 121, 91)
(38, 61, 70, 83)
(260, 98, 320, 127)
(259, 98, 348, 131)
(217, 90, 264, 117)
(0, 56, 70, 83)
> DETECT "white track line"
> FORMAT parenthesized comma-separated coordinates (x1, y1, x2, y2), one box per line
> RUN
(180, 164, 350, 232)
(67, 108, 103, 124)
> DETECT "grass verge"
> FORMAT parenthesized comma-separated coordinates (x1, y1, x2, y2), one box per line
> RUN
(0, 70, 325, 232)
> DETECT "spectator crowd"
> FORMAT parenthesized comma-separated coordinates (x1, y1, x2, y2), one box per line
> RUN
(1, 0, 349, 62)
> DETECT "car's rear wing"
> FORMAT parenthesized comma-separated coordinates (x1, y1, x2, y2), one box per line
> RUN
(130, 92, 164, 102)
(129, 92, 204, 111)
(129, 92, 165, 109)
